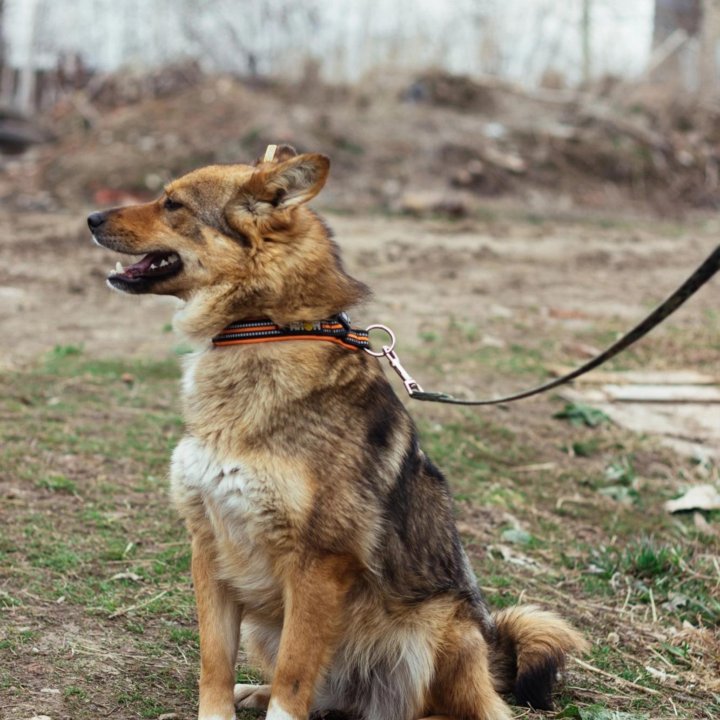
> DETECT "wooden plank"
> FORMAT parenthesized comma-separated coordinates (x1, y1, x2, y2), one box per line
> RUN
(549, 366, 720, 385)
(602, 384, 720, 403)
(559, 388, 720, 460)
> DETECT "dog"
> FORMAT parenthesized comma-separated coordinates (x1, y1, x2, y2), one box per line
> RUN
(89, 144, 587, 720)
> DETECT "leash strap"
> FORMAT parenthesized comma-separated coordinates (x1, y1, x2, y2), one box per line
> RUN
(397, 244, 720, 406)
(212, 313, 371, 352)
(210, 246, 718, 405)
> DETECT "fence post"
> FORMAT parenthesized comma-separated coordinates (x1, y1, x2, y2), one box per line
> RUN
(700, 0, 720, 95)
(581, 0, 592, 84)
(16, 0, 40, 113)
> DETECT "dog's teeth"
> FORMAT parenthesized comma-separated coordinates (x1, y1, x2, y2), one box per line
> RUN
(159, 258, 168, 267)
(150, 263, 158, 270)
(115, 261, 124, 273)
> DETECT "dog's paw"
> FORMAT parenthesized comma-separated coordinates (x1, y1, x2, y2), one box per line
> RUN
(233, 683, 271, 710)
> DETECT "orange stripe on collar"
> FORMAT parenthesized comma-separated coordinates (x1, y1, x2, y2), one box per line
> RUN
(211, 314, 370, 352)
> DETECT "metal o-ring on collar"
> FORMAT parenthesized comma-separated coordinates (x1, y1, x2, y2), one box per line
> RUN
(364, 324, 396, 357)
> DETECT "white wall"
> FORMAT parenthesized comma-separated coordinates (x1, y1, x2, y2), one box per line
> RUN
(3, 0, 654, 86)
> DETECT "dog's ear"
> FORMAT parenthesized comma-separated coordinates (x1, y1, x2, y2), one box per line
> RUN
(226, 153, 329, 230)
(254, 144, 298, 166)
(257, 152, 330, 208)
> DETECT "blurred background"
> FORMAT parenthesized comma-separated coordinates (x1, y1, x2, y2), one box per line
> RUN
(1, 0, 720, 214)
(2, 5, 720, 720)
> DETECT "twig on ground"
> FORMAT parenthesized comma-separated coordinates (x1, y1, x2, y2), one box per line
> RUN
(573, 657, 661, 696)
(512, 462, 557, 472)
(621, 586, 632, 613)
(647, 646, 674, 670)
(649, 587, 658, 623)
(108, 589, 168, 619)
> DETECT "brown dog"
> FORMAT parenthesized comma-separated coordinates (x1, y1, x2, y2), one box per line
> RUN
(89, 145, 587, 720)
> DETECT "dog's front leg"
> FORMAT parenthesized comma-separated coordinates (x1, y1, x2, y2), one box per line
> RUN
(192, 535, 241, 720)
(266, 553, 355, 720)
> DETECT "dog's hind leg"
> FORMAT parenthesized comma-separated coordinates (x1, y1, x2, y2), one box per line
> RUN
(427, 622, 512, 720)
(265, 554, 357, 720)
(234, 683, 271, 710)
(192, 535, 242, 720)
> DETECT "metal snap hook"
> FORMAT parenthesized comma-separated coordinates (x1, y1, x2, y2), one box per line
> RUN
(363, 324, 424, 395)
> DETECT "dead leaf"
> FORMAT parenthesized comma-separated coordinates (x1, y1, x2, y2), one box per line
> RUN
(110, 572, 143, 582)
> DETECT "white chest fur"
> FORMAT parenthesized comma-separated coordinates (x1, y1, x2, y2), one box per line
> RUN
(170, 433, 310, 614)
(171, 436, 255, 519)
(170, 436, 278, 609)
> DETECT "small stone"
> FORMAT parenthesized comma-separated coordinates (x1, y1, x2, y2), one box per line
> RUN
(606, 631, 620, 646)
(144, 173, 163, 190)
(40, 688, 60, 694)
(480, 334, 506, 349)
(397, 191, 468, 218)
(501, 528, 532, 545)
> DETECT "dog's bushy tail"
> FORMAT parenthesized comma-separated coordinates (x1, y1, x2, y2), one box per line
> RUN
(491, 605, 588, 710)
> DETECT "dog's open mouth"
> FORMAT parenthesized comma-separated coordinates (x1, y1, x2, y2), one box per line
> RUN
(109, 251, 182, 284)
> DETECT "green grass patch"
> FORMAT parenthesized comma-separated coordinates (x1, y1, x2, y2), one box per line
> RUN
(37, 474, 78, 493)
(555, 402, 611, 428)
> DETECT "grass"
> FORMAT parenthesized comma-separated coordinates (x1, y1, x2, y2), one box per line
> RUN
(1, 346, 718, 719)
(0, 350, 198, 719)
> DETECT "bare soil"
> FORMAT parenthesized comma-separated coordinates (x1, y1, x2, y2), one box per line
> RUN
(2, 208, 718, 369)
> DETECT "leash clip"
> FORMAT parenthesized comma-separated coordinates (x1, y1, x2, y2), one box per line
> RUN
(364, 324, 423, 395)
(384, 347, 424, 395)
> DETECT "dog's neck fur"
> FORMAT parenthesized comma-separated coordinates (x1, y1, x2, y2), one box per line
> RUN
(174, 212, 369, 345)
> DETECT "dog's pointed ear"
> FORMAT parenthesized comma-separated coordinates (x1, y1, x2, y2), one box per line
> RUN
(258, 153, 330, 209)
(254, 144, 298, 166)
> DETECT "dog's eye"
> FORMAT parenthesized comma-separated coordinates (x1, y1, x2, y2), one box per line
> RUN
(164, 197, 184, 211)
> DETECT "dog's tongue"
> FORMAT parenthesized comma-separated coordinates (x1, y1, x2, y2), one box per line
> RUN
(124, 253, 157, 277)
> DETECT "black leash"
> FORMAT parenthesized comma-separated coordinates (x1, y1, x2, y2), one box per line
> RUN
(371, 244, 720, 406)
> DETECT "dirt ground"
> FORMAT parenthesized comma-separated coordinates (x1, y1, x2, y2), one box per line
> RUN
(2, 206, 718, 369)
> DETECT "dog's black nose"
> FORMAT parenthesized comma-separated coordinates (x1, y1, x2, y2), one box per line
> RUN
(87, 211, 107, 230)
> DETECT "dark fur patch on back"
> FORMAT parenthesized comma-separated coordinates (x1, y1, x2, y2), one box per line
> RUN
(514, 655, 559, 711)
(363, 380, 400, 452)
(380, 444, 479, 603)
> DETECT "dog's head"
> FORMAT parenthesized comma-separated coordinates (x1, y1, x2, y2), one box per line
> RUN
(89, 146, 367, 327)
